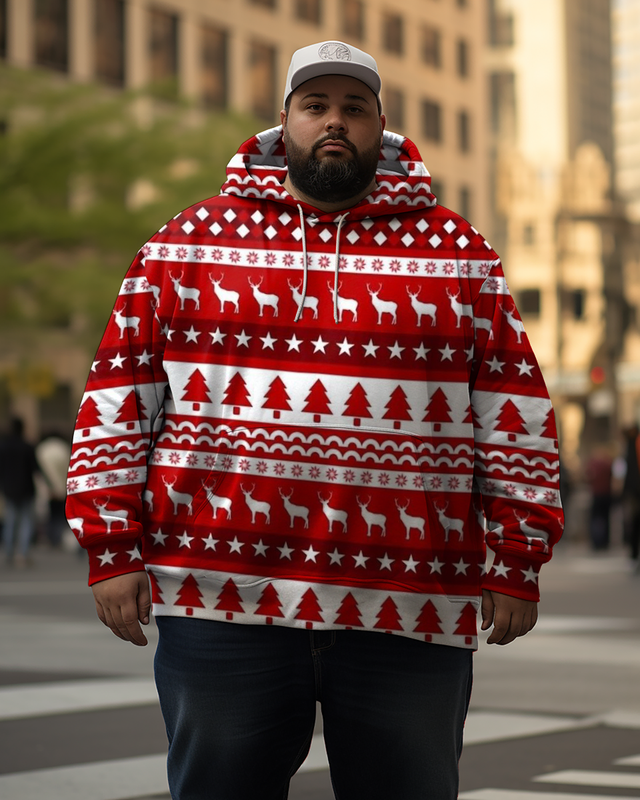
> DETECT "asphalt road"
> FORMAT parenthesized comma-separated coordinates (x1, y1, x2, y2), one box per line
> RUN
(1, 535, 639, 800)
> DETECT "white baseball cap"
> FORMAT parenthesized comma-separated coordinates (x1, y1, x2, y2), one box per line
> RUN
(283, 41, 382, 108)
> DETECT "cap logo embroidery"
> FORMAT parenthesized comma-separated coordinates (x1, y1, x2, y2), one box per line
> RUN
(318, 42, 351, 62)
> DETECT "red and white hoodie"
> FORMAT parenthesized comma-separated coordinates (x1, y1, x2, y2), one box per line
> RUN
(66, 126, 564, 649)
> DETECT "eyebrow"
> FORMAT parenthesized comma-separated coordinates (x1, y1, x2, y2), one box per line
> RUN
(300, 92, 371, 105)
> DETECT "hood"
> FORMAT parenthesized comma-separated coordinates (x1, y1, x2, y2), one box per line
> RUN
(220, 126, 437, 221)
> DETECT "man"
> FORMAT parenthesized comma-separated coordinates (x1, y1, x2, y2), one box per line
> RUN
(67, 41, 563, 800)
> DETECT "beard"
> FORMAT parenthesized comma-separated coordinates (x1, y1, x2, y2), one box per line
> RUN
(283, 129, 382, 205)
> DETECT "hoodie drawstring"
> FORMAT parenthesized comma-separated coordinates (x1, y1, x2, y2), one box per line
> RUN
(294, 205, 308, 323)
(332, 213, 349, 323)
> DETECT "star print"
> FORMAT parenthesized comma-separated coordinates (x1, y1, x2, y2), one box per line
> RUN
(91, 360, 100, 372)
(439, 343, 455, 361)
(413, 343, 429, 360)
(312, 336, 329, 353)
(210, 327, 226, 345)
(403, 555, 419, 572)
(161, 324, 175, 340)
(486, 356, 505, 373)
(285, 334, 303, 352)
(337, 337, 354, 355)
(516, 359, 534, 376)
(388, 341, 405, 359)
(327, 548, 344, 565)
(177, 531, 194, 548)
(378, 553, 394, 570)
(228, 536, 244, 553)
(362, 339, 379, 357)
(126, 546, 142, 561)
(97, 549, 116, 566)
(278, 542, 294, 560)
(184, 326, 201, 343)
(521, 566, 538, 583)
(478, 561, 488, 575)
(260, 332, 277, 350)
(454, 558, 470, 575)
(464, 347, 474, 362)
(427, 556, 444, 574)
(203, 534, 219, 551)
(135, 350, 154, 366)
(492, 561, 511, 578)
(151, 529, 168, 546)
(109, 353, 127, 370)
(253, 539, 269, 557)
(353, 550, 369, 568)
(235, 330, 252, 348)
(302, 545, 320, 562)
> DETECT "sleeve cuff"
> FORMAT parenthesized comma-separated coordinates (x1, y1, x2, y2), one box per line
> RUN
(482, 553, 542, 602)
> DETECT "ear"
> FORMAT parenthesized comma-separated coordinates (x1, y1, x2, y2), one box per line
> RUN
(380, 113, 387, 135)
(280, 109, 287, 129)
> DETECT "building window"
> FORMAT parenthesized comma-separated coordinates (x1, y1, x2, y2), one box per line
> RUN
(422, 100, 442, 142)
(382, 12, 403, 55)
(95, 0, 125, 87)
(456, 39, 469, 78)
(384, 87, 404, 130)
(430, 178, 444, 204)
(0, 0, 7, 60)
(488, 0, 514, 47)
(571, 290, 585, 320)
(34, 0, 68, 72)
(518, 289, 541, 317)
(295, 0, 321, 24)
(459, 186, 471, 219)
(490, 70, 516, 139)
(148, 8, 179, 94)
(523, 223, 536, 246)
(249, 41, 277, 121)
(341, 0, 364, 42)
(250, 0, 276, 7)
(420, 25, 441, 68)
(201, 25, 227, 109)
(458, 110, 471, 152)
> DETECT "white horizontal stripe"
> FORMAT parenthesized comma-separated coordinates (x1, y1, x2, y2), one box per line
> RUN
(595, 710, 640, 729)
(534, 770, 640, 789)
(0, 679, 158, 721)
(615, 754, 640, 766)
(460, 791, 632, 800)
(463, 712, 585, 745)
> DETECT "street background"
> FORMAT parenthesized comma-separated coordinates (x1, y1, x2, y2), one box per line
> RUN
(1, 534, 640, 800)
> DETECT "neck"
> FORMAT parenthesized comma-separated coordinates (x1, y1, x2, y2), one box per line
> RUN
(282, 174, 377, 213)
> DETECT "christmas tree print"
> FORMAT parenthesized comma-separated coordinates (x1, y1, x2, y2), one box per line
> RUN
(303, 380, 332, 423)
(334, 592, 364, 629)
(413, 600, 443, 642)
(374, 596, 404, 633)
(181, 368, 211, 412)
(463, 404, 482, 428)
(423, 388, 453, 432)
(214, 578, 245, 620)
(115, 390, 148, 431)
(453, 602, 477, 645)
(221, 372, 252, 416)
(295, 588, 324, 629)
(255, 583, 285, 625)
(541, 408, 558, 448)
(174, 573, 205, 616)
(261, 376, 292, 419)
(495, 399, 528, 442)
(383, 386, 413, 430)
(76, 396, 103, 437)
(342, 383, 372, 427)
(148, 570, 165, 605)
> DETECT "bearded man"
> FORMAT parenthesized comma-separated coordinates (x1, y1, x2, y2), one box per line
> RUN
(67, 41, 563, 800)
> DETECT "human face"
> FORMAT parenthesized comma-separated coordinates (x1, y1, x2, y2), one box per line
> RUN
(281, 75, 386, 210)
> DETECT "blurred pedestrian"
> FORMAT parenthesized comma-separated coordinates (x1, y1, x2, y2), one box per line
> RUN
(36, 431, 71, 548)
(0, 417, 41, 567)
(585, 447, 613, 551)
(621, 424, 640, 564)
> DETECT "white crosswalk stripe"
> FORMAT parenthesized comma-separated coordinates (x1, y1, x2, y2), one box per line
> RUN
(534, 769, 640, 790)
(460, 792, 637, 800)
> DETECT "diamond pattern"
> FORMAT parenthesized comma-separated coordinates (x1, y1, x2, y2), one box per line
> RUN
(429, 234, 442, 247)
(401, 233, 415, 247)
(279, 212, 292, 225)
(374, 232, 387, 246)
(209, 222, 222, 236)
(319, 229, 333, 243)
(361, 219, 374, 230)
(292, 228, 303, 241)
(181, 221, 195, 235)
(456, 235, 470, 248)
(416, 219, 429, 233)
(389, 218, 402, 231)
(251, 211, 264, 224)
(237, 224, 250, 238)
(224, 209, 237, 223)
(444, 219, 457, 234)
(347, 231, 360, 244)
(196, 207, 209, 221)
(265, 226, 278, 240)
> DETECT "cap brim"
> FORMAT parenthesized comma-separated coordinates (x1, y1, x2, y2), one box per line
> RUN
(289, 63, 381, 100)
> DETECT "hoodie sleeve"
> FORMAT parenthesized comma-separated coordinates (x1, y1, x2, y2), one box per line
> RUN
(469, 258, 564, 602)
(65, 244, 171, 585)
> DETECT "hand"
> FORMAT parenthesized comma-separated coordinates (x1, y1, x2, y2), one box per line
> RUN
(481, 589, 538, 645)
(92, 572, 151, 646)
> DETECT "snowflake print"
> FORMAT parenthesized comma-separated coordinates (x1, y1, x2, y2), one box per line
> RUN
(229, 250, 240, 263)
(247, 251, 259, 265)
(504, 483, 517, 497)
(524, 487, 538, 501)
(466, 478, 473, 490)
(460, 261, 472, 276)
(372, 259, 383, 272)
(176, 247, 188, 260)
(486, 278, 500, 293)
(484, 480, 497, 494)
(326, 468, 339, 482)
(395, 474, 407, 487)
(105, 473, 119, 485)
(430, 476, 442, 489)
(124, 279, 136, 293)
(169, 452, 181, 465)
(204, 455, 217, 468)
(319, 255, 331, 268)
(257, 461, 268, 474)
(141, 244, 152, 258)
(141, 279, 151, 290)
(309, 466, 321, 480)
(361, 471, 373, 485)
(425, 261, 437, 274)
(158, 246, 169, 259)
(86, 476, 100, 489)
(448, 477, 460, 490)
(195, 247, 206, 261)
(266, 253, 277, 265)
(354, 258, 366, 271)
(152, 451, 164, 463)
(284, 254, 295, 267)
(544, 490, 557, 504)
(407, 260, 419, 274)
(274, 462, 286, 476)
(479, 263, 492, 277)
(378, 473, 390, 486)
(291, 464, 304, 477)
(413, 475, 425, 488)
(221, 456, 233, 471)
(443, 262, 455, 275)
(126, 469, 139, 482)
(238, 458, 250, 472)
(339, 256, 348, 269)
(344, 470, 356, 483)
(212, 248, 223, 262)
(67, 479, 79, 492)
(186, 454, 198, 466)
(390, 260, 401, 273)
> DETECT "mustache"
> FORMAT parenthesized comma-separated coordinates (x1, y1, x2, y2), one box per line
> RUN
(313, 134, 356, 153)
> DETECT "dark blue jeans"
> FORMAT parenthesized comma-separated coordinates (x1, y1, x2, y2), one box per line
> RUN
(154, 617, 473, 800)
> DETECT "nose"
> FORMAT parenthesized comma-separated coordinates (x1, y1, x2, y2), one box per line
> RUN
(324, 107, 347, 133)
